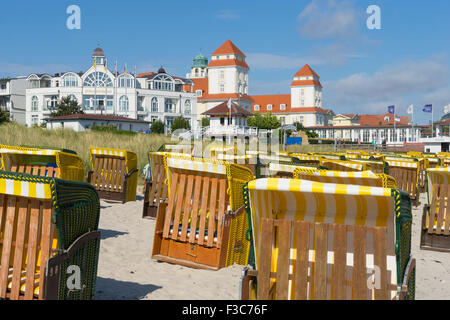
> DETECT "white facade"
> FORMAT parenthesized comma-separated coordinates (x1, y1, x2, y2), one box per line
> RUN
(208, 54, 248, 96)
(291, 81, 322, 109)
(0, 77, 27, 124)
(25, 47, 198, 132)
(46, 117, 150, 133)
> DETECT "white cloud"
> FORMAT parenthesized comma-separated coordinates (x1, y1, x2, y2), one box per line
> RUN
(325, 57, 450, 117)
(298, 0, 360, 39)
(216, 10, 239, 20)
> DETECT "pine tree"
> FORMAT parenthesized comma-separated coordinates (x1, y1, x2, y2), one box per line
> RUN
(50, 96, 84, 117)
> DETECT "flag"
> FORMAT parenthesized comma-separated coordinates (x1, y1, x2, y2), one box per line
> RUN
(423, 104, 432, 113)
(93, 59, 96, 68)
(115, 61, 118, 76)
(124, 63, 127, 75)
(387, 105, 395, 114)
(407, 104, 413, 114)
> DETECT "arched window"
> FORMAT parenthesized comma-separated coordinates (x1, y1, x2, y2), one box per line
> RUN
(152, 74, 174, 91)
(184, 100, 191, 115)
(83, 72, 113, 87)
(119, 96, 129, 112)
(118, 75, 134, 88)
(151, 97, 159, 112)
(164, 99, 174, 113)
(47, 96, 58, 111)
(62, 73, 79, 87)
(31, 96, 39, 111)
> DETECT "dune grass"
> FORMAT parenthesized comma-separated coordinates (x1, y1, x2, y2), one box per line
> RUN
(0, 122, 173, 182)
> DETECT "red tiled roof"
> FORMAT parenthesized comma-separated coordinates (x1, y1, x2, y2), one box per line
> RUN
(207, 59, 249, 69)
(293, 64, 319, 78)
(250, 94, 331, 114)
(290, 79, 322, 87)
(212, 40, 246, 57)
(202, 101, 252, 116)
(45, 114, 150, 123)
(358, 113, 410, 126)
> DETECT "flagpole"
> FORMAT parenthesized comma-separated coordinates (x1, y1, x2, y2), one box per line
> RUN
(432, 104, 434, 137)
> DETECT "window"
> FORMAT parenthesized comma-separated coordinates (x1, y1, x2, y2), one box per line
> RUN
(119, 96, 129, 112)
(164, 99, 174, 113)
(0, 84, 6, 90)
(267, 104, 272, 111)
(280, 117, 285, 125)
(118, 75, 134, 88)
(184, 100, 191, 115)
(280, 104, 286, 110)
(220, 70, 224, 79)
(301, 99, 305, 106)
(299, 116, 304, 123)
(196, 90, 203, 97)
(219, 83, 224, 93)
(151, 97, 159, 112)
(83, 72, 113, 87)
(31, 96, 39, 111)
(254, 104, 260, 111)
(152, 74, 174, 91)
(47, 96, 58, 111)
(31, 115, 39, 126)
(301, 89, 304, 96)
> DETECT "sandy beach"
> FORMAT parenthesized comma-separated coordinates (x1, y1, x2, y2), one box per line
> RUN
(95, 188, 450, 300)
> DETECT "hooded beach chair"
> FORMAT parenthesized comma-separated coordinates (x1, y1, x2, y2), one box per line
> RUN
(352, 159, 388, 174)
(268, 162, 316, 178)
(256, 154, 302, 178)
(293, 168, 396, 188)
(152, 157, 254, 270)
(0, 144, 85, 182)
(290, 154, 322, 167)
(240, 178, 415, 300)
(0, 171, 100, 300)
(421, 167, 450, 252)
(142, 151, 191, 219)
(319, 159, 367, 172)
(216, 153, 258, 177)
(385, 159, 421, 206)
(88, 147, 138, 203)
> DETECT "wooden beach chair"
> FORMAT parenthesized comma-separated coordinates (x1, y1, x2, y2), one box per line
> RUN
(290, 154, 322, 167)
(88, 147, 138, 203)
(216, 154, 258, 177)
(152, 157, 254, 270)
(0, 171, 100, 300)
(352, 159, 388, 174)
(320, 159, 367, 172)
(293, 168, 396, 188)
(421, 167, 450, 252)
(256, 154, 301, 178)
(0, 144, 85, 182)
(385, 159, 421, 206)
(268, 162, 315, 178)
(240, 178, 415, 300)
(142, 152, 191, 219)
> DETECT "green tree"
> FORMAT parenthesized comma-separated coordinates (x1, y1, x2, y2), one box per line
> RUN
(51, 96, 84, 117)
(292, 121, 318, 138)
(171, 116, 191, 131)
(201, 117, 210, 127)
(150, 119, 165, 134)
(247, 113, 281, 130)
(0, 109, 10, 124)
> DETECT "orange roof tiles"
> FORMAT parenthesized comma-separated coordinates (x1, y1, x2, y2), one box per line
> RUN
(250, 94, 331, 114)
(290, 79, 322, 87)
(212, 40, 246, 57)
(293, 64, 319, 78)
(207, 59, 249, 69)
(202, 101, 252, 116)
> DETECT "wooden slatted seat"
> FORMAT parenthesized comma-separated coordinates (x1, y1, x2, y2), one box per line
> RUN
(142, 152, 191, 219)
(421, 167, 450, 252)
(240, 178, 415, 300)
(0, 145, 85, 181)
(0, 171, 100, 300)
(152, 158, 254, 270)
(386, 159, 421, 206)
(88, 147, 138, 203)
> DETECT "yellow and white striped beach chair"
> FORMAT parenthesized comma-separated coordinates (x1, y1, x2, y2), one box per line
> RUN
(0, 144, 85, 182)
(240, 178, 415, 300)
(293, 168, 396, 188)
(385, 159, 421, 205)
(421, 167, 450, 252)
(163, 144, 193, 154)
(320, 159, 367, 172)
(152, 157, 254, 270)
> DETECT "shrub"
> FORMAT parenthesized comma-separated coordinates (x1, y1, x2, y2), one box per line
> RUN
(171, 116, 191, 131)
(150, 120, 165, 134)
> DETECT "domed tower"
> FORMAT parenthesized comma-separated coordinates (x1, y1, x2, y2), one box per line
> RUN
(190, 53, 208, 78)
(92, 45, 106, 67)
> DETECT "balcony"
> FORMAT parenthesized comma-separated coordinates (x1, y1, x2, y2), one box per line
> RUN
(204, 125, 259, 137)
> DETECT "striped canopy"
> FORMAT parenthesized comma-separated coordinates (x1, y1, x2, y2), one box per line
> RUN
(268, 163, 313, 175)
(293, 169, 385, 187)
(0, 176, 52, 199)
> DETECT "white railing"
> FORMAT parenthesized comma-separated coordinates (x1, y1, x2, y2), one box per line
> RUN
(205, 125, 259, 136)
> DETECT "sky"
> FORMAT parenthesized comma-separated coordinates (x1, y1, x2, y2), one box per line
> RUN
(0, 0, 449, 124)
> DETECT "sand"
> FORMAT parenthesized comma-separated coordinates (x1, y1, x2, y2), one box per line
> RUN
(95, 188, 450, 300)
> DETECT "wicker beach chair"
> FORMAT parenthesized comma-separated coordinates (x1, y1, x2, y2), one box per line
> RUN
(0, 171, 100, 300)
(88, 147, 138, 203)
(0, 145, 85, 182)
(152, 157, 254, 270)
(320, 159, 367, 172)
(240, 178, 415, 300)
(421, 167, 450, 252)
(293, 168, 396, 188)
(290, 154, 322, 167)
(216, 154, 258, 177)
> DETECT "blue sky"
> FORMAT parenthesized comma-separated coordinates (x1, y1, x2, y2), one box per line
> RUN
(1, 0, 449, 124)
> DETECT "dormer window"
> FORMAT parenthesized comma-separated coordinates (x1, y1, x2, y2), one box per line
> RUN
(280, 104, 286, 110)
(267, 104, 273, 111)
(254, 104, 260, 111)
(196, 90, 203, 97)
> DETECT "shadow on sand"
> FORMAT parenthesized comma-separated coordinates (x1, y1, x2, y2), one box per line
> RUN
(99, 229, 129, 240)
(95, 277, 162, 300)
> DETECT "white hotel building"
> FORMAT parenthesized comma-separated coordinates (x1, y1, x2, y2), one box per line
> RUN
(25, 47, 198, 131)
